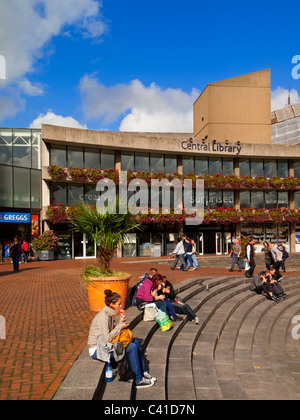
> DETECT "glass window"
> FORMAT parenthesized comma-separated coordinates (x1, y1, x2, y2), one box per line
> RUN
(264, 160, 277, 178)
(278, 191, 289, 209)
(85, 148, 100, 169)
(67, 146, 84, 168)
(14, 167, 30, 208)
(101, 150, 115, 170)
(165, 155, 177, 174)
(51, 184, 67, 205)
(51, 145, 67, 168)
(223, 190, 235, 209)
(84, 185, 98, 206)
(209, 158, 222, 176)
(295, 192, 300, 210)
(135, 153, 149, 172)
(240, 191, 251, 208)
(265, 191, 277, 209)
(32, 130, 41, 170)
(13, 130, 32, 168)
(195, 157, 208, 176)
(121, 152, 134, 171)
(223, 159, 234, 176)
(0, 129, 13, 165)
(241, 222, 253, 238)
(150, 154, 164, 173)
(239, 159, 250, 177)
(208, 190, 223, 209)
(295, 161, 300, 178)
(31, 170, 41, 209)
(68, 185, 84, 206)
(182, 157, 194, 175)
(251, 160, 264, 177)
(0, 165, 13, 207)
(251, 191, 264, 209)
(278, 161, 289, 178)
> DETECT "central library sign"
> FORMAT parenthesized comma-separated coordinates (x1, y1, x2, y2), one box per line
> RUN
(181, 140, 242, 156)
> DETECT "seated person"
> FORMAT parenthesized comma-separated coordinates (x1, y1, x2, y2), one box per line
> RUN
(88, 289, 156, 389)
(265, 270, 287, 299)
(159, 276, 199, 324)
(250, 271, 277, 302)
(135, 272, 171, 318)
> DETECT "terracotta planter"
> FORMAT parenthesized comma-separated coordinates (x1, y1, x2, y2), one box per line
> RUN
(86, 274, 132, 312)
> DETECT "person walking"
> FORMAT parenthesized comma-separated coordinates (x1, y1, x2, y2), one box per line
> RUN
(170, 237, 188, 271)
(229, 239, 242, 272)
(245, 238, 256, 278)
(10, 236, 23, 272)
(270, 244, 284, 280)
(190, 239, 199, 270)
(261, 241, 272, 270)
(22, 240, 30, 264)
(278, 243, 289, 273)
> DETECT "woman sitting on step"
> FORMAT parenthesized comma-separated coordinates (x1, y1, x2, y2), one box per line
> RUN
(88, 289, 156, 389)
(159, 277, 199, 324)
(135, 272, 179, 321)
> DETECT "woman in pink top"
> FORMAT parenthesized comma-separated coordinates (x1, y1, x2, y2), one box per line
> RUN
(135, 273, 168, 315)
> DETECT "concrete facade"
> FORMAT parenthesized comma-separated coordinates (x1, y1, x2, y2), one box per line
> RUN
(194, 69, 271, 145)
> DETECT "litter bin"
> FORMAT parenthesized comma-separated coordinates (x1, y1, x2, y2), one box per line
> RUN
(151, 243, 162, 258)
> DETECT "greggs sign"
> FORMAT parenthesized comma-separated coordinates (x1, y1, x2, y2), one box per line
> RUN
(0, 212, 31, 223)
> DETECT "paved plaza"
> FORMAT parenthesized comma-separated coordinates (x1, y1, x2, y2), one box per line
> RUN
(0, 255, 300, 400)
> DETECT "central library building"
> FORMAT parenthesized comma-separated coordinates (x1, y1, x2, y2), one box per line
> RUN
(40, 69, 300, 259)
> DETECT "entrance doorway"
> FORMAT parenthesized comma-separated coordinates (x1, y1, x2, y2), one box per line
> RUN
(200, 229, 235, 255)
(74, 233, 96, 259)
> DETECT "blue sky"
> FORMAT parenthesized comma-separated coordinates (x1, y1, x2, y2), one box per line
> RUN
(0, 0, 300, 132)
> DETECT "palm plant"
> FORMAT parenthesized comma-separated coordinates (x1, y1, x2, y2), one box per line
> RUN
(71, 201, 141, 273)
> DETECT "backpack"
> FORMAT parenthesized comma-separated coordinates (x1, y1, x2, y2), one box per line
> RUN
(130, 273, 149, 306)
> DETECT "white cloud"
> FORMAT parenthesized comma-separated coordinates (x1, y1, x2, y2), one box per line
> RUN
(80, 76, 199, 132)
(271, 87, 300, 111)
(30, 111, 87, 129)
(0, 0, 107, 121)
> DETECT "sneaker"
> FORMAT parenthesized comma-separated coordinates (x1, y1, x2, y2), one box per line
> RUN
(171, 315, 183, 322)
(136, 378, 155, 389)
(143, 372, 157, 382)
(193, 317, 200, 325)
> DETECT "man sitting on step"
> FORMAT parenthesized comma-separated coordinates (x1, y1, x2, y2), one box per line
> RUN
(250, 271, 279, 302)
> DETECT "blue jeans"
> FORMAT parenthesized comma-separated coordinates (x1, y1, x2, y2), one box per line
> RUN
(91, 338, 146, 384)
(126, 338, 146, 384)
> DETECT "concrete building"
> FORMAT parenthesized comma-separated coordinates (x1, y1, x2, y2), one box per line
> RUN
(3, 69, 300, 259)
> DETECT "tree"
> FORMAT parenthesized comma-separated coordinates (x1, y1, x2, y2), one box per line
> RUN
(70, 201, 141, 272)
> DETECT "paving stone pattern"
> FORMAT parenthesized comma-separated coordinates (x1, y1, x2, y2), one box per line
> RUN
(1, 255, 300, 400)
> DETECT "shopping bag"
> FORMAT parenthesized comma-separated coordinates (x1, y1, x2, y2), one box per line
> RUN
(143, 303, 158, 322)
(155, 309, 173, 332)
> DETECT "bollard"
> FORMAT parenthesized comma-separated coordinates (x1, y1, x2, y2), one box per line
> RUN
(0, 316, 6, 340)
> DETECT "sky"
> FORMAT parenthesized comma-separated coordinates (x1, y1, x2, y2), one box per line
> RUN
(0, 0, 300, 133)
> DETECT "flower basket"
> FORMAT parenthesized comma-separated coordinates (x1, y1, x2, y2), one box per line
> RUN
(32, 231, 58, 260)
(47, 165, 66, 181)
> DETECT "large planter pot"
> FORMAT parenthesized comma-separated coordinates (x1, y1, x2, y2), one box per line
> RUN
(87, 274, 132, 312)
(38, 250, 54, 261)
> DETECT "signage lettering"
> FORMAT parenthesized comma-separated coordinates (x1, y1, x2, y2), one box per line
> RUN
(0, 212, 31, 224)
(181, 140, 242, 156)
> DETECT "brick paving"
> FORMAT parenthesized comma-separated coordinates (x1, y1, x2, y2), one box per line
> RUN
(0, 255, 299, 400)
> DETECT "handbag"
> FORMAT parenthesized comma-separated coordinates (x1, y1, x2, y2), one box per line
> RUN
(142, 303, 159, 322)
(111, 328, 133, 348)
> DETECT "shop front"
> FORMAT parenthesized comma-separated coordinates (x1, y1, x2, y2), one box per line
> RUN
(0, 210, 41, 258)
(50, 223, 97, 260)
